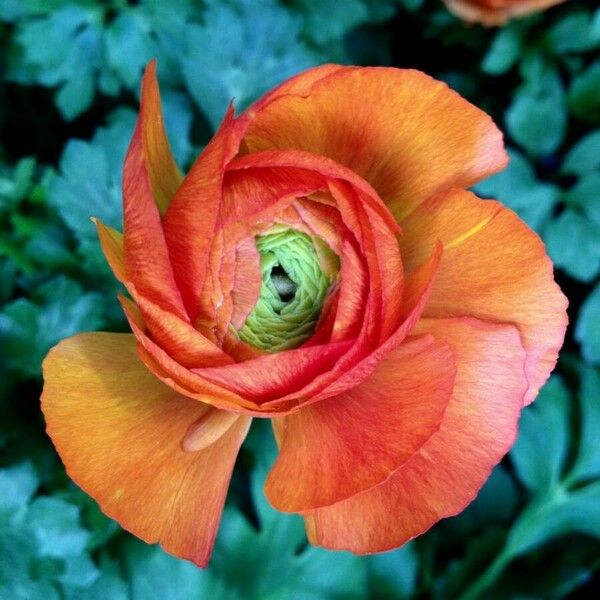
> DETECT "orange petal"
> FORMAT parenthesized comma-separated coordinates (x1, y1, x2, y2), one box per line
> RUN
(124, 291, 234, 368)
(163, 108, 250, 319)
(248, 64, 347, 114)
(118, 295, 258, 413)
(41, 333, 251, 566)
(296, 242, 442, 405)
(244, 67, 507, 220)
(305, 317, 527, 553)
(444, 0, 566, 26)
(139, 61, 182, 213)
(265, 334, 455, 511)
(195, 340, 351, 404)
(400, 188, 568, 404)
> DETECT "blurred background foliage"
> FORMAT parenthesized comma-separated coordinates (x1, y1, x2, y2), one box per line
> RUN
(0, 0, 599, 598)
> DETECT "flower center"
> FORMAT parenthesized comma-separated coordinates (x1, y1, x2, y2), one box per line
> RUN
(237, 228, 337, 352)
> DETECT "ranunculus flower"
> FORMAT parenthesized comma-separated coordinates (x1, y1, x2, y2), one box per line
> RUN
(444, 0, 566, 25)
(41, 62, 567, 566)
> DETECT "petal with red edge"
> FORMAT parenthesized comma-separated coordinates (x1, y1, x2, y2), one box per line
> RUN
(123, 105, 187, 320)
(244, 67, 507, 220)
(305, 317, 527, 553)
(400, 188, 568, 404)
(41, 333, 251, 566)
(163, 108, 250, 319)
(138, 61, 182, 213)
(265, 334, 455, 511)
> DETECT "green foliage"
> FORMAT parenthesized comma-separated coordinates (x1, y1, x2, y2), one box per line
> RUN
(1, 0, 600, 598)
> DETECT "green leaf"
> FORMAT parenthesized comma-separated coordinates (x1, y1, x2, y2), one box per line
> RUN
(8, 5, 104, 119)
(105, 11, 155, 90)
(0, 462, 39, 525)
(62, 557, 129, 600)
(181, 0, 322, 129)
(576, 283, 600, 364)
(510, 376, 570, 493)
(0, 529, 61, 600)
(474, 149, 558, 230)
(545, 11, 600, 54)
(293, 0, 369, 47)
(122, 538, 232, 600)
(211, 462, 368, 600)
(26, 496, 99, 589)
(46, 109, 136, 294)
(564, 173, 600, 225)
(570, 367, 600, 482)
(367, 544, 418, 600)
(569, 60, 600, 124)
(0, 276, 104, 377)
(0, 157, 36, 213)
(544, 210, 600, 282)
(506, 63, 567, 156)
(506, 482, 600, 557)
(562, 130, 600, 175)
(481, 23, 524, 75)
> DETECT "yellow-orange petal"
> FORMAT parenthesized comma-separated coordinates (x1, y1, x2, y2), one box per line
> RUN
(304, 317, 527, 553)
(41, 333, 251, 566)
(400, 188, 568, 404)
(444, 0, 566, 26)
(265, 334, 455, 511)
(244, 67, 507, 221)
(94, 218, 125, 283)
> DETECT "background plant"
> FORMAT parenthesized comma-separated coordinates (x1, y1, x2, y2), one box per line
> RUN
(1, 0, 599, 598)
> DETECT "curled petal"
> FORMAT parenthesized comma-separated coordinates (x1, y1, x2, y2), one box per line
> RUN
(122, 93, 187, 320)
(265, 335, 455, 511)
(41, 333, 250, 567)
(138, 61, 183, 213)
(163, 108, 250, 319)
(304, 317, 527, 553)
(244, 67, 508, 220)
(400, 188, 568, 404)
(123, 292, 234, 368)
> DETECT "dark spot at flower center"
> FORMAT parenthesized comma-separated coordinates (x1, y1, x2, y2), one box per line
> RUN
(270, 265, 297, 303)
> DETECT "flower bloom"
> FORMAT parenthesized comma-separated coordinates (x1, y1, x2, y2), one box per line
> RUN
(444, 0, 566, 25)
(41, 62, 567, 566)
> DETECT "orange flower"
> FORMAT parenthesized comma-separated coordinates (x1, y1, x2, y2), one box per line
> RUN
(444, 0, 566, 25)
(41, 63, 567, 566)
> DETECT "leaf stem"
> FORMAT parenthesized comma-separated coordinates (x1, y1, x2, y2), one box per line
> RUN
(458, 551, 512, 600)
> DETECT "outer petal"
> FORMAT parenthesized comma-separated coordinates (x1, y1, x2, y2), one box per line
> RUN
(400, 188, 568, 404)
(305, 317, 527, 553)
(265, 335, 455, 511)
(444, 0, 566, 26)
(123, 87, 187, 320)
(138, 61, 183, 213)
(244, 67, 507, 220)
(41, 333, 251, 566)
(95, 220, 231, 369)
(94, 219, 125, 282)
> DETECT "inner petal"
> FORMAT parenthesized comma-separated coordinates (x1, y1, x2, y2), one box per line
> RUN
(237, 227, 339, 352)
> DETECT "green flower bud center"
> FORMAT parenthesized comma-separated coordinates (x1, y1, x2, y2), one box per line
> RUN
(237, 228, 337, 352)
